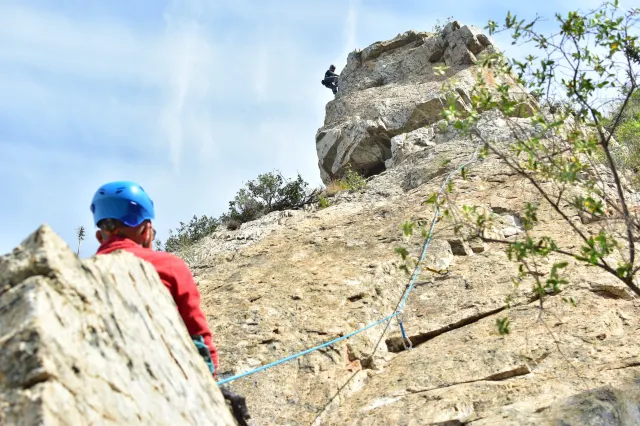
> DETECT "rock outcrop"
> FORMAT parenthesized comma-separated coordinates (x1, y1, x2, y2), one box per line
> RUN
(315, 23, 536, 183)
(0, 226, 234, 425)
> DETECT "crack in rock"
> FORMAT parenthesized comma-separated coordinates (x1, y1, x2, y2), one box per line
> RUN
(386, 306, 506, 353)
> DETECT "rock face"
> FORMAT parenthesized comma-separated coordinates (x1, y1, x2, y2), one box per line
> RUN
(161, 24, 640, 426)
(183, 106, 640, 425)
(0, 226, 234, 425)
(315, 23, 535, 183)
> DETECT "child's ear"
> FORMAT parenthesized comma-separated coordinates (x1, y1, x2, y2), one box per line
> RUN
(141, 222, 153, 248)
(95, 230, 103, 243)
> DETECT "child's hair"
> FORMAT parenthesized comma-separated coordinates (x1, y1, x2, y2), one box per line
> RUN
(97, 218, 126, 232)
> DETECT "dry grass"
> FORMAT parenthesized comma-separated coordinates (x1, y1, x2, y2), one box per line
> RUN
(325, 179, 349, 196)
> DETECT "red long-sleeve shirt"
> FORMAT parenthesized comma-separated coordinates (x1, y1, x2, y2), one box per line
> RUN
(96, 237, 218, 370)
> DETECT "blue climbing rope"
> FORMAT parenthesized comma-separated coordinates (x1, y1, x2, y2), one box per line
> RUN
(217, 141, 481, 386)
(217, 312, 399, 385)
(397, 142, 482, 313)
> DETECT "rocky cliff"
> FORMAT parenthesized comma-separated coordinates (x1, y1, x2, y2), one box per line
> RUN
(0, 226, 234, 425)
(3, 22, 640, 426)
(315, 22, 535, 183)
(185, 23, 640, 425)
(189, 112, 640, 425)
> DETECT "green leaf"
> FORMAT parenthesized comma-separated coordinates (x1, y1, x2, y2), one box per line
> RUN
(421, 226, 430, 239)
(395, 247, 410, 260)
(496, 317, 511, 335)
(402, 221, 415, 238)
(424, 193, 439, 205)
(616, 262, 632, 279)
(523, 203, 539, 230)
(446, 181, 454, 193)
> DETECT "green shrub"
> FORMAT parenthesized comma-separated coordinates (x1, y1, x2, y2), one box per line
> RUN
(322, 166, 367, 197)
(162, 215, 219, 253)
(158, 170, 314, 249)
(318, 195, 331, 209)
(220, 171, 312, 229)
(342, 165, 367, 191)
(431, 16, 454, 37)
(617, 118, 640, 169)
(325, 180, 348, 196)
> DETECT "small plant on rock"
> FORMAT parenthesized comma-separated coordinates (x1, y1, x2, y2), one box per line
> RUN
(342, 165, 367, 191)
(75, 226, 85, 256)
(432, 16, 454, 37)
(603, 87, 640, 185)
(158, 170, 316, 254)
(325, 180, 349, 196)
(318, 195, 331, 209)
(323, 166, 367, 196)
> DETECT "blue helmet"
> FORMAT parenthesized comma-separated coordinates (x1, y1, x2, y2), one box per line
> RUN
(90, 181, 155, 227)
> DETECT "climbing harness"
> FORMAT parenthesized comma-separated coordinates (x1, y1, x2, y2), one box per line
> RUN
(192, 335, 215, 375)
(217, 141, 482, 387)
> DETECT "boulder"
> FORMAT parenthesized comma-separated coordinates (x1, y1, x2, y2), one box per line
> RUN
(0, 225, 234, 426)
(441, 20, 461, 39)
(422, 36, 446, 62)
(385, 127, 435, 169)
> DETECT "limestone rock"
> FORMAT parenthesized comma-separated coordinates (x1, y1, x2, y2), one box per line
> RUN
(173, 209, 306, 268)
(443, 39, 478, 66)
(448, 238, 473, 256)
(472, 378, 640, 425)
(444, 24, 491, 57)
(467, 237, 488, 254)
(441, 20, 461, 39)
(181, 103, 640, 425)
(422, 36, 445, 62)
(317, 23, 535, 183)
(0, 225, 234, 426)
(327, 293, 640, 425)
(360, 30, 428, 63)
(385, 127, 436, 169)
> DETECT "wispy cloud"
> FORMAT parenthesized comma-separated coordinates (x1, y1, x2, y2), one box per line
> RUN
(0, 0, 333, 256)
(337, 0, 359, 68)
(160, 2, 214, 172)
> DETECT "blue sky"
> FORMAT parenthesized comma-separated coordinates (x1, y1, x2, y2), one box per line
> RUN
(0, 0, 623, 256)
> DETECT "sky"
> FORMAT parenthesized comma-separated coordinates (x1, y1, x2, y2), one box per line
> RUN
(0, 0, 629, 257)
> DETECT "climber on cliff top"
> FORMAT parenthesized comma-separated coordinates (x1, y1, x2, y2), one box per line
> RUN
(90, 181, 251, 425)
(322, 64, 339, 95)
